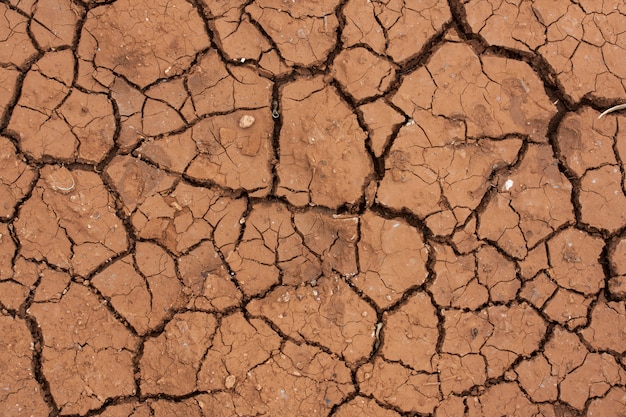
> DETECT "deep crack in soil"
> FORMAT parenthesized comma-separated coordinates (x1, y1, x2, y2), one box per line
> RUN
(1, 0, 626, 416)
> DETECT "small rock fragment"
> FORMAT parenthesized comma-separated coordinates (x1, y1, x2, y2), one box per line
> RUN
(45, 166, 75, 194)
(225, 375, 236, 389)
(239, 114, 256, 128)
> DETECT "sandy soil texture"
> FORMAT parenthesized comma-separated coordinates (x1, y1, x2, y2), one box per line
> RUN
(1, 0, 626, 416)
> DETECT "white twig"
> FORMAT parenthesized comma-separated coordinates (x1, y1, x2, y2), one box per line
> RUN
(598, 103, 626, 118)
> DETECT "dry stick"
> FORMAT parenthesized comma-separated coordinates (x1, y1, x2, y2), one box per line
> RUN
(598, 103, 626, 118)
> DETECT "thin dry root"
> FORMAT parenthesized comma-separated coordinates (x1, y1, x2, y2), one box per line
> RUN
(598, 103, 626, 118)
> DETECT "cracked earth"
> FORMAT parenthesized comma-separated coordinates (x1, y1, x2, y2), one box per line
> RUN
(1, 0, 626, 416)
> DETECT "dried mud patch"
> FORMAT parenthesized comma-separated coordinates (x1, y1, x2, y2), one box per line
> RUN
(1, 0, 626, 416)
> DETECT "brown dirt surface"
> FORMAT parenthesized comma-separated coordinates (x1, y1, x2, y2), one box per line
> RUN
(1, 0, 626, 416)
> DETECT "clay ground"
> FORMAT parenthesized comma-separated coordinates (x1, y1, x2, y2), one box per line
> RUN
(1, 0, 626, 416)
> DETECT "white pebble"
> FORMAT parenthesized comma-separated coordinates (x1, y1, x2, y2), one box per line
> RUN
(239, 115, 255, 128)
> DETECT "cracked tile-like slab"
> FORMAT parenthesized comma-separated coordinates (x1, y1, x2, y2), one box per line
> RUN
(79, 0, 210, 88)
(0, 223, 16, 281)
(543, 287, 592, 330)
(377, 111, 523, 234)
(15, 166, 128, 275)
(354, 211, 428, 308)
(557, 108, 626, 231)
(0, 136, 36, 219)
(343, 0, 451, 63)
(198, 312, 280, 391)
(437, 352, 486, 396)
(547, 227, 605, 296)
(246, 0, 340, 68)
(186, 49, 273, 118)
(140, 311, 217, 396)
(580, 300, 626, 353)
(245, 341, 355, 415)
(587, 386, 626, 417)
(30, 0, 83, 49)
(92, 242, 185, 335)
(559, 353, 626, 410)
(0, 3, 37, 67)
(0, 315, 47, 417)
(277, 76, 372, 208)
(464, 0, 545, 52)
(466, 0, 626, 102)
(9, 49, 118, 163)
(481, 144, 575, 259)
(29, 284, 138, 415)
(177, 240, 242, 311)
(430, 243, 487, 310)
(203, 0, 271, 63)
(331, 47, 396, 102)
(425, 42, 557, 140)
(248, 275, 376, 364)
(381, 292, 439, 372)
(183, 110, 275, 196)
(442, 302, 546, 380)
(357, 357, 440, 414)
(516, 354, 559, 402)
(466, 382, 539, 416)
(359, 100, 405, 158)
(226, 201, 308, 296)
(130, 180, 246, 256)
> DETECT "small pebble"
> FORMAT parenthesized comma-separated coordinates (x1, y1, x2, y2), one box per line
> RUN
(239, 115, 255, 128)
(45, 166, 75, 194)
(225, 375, 236, 389)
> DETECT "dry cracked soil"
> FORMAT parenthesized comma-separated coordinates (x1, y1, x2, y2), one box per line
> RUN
(1, 0, 626, 416)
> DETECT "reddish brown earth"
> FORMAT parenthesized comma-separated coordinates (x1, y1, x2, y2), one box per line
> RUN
(1, 0, 626, 416)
